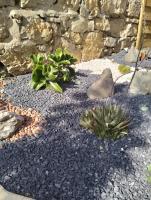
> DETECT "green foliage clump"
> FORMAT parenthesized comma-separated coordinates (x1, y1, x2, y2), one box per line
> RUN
(31, 48, 77, 93)
(118, 64, 131, 75)
(80, 104, 130, 140)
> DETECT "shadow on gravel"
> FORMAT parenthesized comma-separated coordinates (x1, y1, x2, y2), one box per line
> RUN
(0, 73, 151, 199)
(62, 72, 89, 92)
(0, 93, 149, 200)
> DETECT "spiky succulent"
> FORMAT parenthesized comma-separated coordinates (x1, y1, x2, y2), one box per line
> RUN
(80, 104, 130, 140)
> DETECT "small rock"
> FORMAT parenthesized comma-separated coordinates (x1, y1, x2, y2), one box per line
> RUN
(55, 183, 61, 188)
(0, 185, 33, 200)
(0, 110, 24, 140)
(129, 70, 151, 95)
(3, 175, 10, 182)
(114, 185, 119, 194)
(101, 192, 107, 199)
(140, 105, 149, 112)
(125, 46, 139, 63)
(121, 148, 124, 152)
(87, 68, 114, 99)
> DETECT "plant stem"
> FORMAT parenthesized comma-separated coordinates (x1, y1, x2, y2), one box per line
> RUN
(127, 48, 142, 92)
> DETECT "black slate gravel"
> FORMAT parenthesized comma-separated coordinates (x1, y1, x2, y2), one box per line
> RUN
(0, 70, 151, 200)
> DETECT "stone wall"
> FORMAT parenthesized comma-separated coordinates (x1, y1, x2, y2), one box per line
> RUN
(0, 0, 141, 75)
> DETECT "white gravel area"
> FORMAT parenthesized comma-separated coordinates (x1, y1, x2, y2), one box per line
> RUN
(75, 57, 134, 84)
(75, 58, 123, 80)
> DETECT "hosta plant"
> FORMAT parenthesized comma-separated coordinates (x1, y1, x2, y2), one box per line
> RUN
(118, 64, 131, 75)
(31, 48, 77, 93)
(80, 104, 130, 140)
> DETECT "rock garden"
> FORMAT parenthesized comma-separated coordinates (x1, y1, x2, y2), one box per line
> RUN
(0, 47, 151, 200)
(1, 0, 151, 199)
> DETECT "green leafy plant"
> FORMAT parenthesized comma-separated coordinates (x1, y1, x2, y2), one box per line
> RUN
(118, 64, 131, 75)
(80, 104, 130, 140)
(31, 48, 77, 93)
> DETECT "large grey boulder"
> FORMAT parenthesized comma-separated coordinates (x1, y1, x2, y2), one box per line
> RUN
(129, 70, 151, 95)
(0, 185, 33, 200)
(0, 111, 24, 140)
(87, 68, 114, 99)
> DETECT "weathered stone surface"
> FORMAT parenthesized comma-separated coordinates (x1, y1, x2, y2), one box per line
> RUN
(0, 111, 24, 140)
(82, 32, 104, 61)
(61, 37, 82, 61)
(126, 18, 139, 24)
(0, 27, 9, 42)
(88, 20, 94, 31)
(110, 19, 125, 37)
(101, 0, 127, 16)
(0, 0, 141, 75)
(95, 17, 110, 32)
(129, 70, 151, 95)
(71, 17, 88, 33)
(84, 0, 100, 17)
(104, 37, 117, 47)
(21, 18, 53, 43)
(0, 10, 9, 42)
(121, 24, 138, 38)
(80, 2, 89, 18)
(118, 36, 135, 50)
(87, 68, 114, 99)
(20, 0, 57, 9)
(20, 0, 80, 11)
(127, 0, 141, 17)
(70, 32, 82, 45)
(0, 0, 15, 7)
(65, 0, 80, 11)
(0, 185, 33, 200)
(0, 41, 37, 75)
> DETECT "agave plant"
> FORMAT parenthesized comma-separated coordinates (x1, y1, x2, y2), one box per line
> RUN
(31, 48, 77, 93)
(80, 104, 130, 140)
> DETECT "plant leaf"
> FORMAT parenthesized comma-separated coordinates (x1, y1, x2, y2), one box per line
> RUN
(55, 48, 63, 59)
(59, 60, 71, 65)
(35, 80, 46, 90)
(50, 82, 63, 93)
(32, 66, 44, 82)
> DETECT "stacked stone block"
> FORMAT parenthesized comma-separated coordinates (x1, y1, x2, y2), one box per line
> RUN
(0, 0, 141, 75)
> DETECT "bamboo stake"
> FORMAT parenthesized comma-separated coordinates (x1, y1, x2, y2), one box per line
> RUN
(136, 0, 146, 49)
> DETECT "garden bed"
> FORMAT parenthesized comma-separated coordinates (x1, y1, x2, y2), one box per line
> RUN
(0, 53, 151, 199)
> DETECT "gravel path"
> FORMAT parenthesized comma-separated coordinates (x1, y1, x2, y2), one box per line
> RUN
(0, 55, 151, 199)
